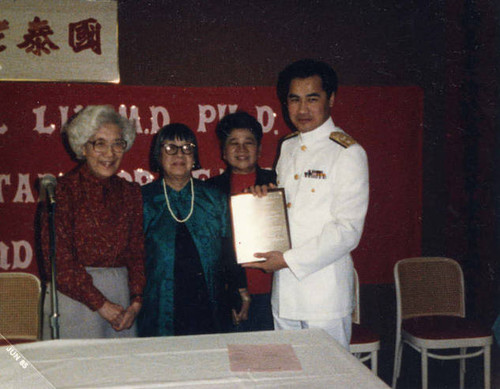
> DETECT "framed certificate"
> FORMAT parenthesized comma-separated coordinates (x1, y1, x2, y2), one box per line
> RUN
(230, 188, 291, 264)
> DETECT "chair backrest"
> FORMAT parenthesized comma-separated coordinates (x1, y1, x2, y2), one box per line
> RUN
(352, 268, 360, 324)
(0, 272, 42, 341)
(394, 257, 465, 321)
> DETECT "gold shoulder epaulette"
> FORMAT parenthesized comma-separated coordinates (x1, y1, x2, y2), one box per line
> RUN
(283, 131, 299, 141)
(329, 132, 357, 148)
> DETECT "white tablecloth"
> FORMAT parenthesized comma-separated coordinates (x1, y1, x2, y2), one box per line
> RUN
(0, 329, 389, 388)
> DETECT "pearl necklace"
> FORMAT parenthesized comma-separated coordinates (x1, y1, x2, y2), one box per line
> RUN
(162, 177, 194, 223)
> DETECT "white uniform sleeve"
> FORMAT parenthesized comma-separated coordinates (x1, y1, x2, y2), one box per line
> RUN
(283, 144, 369, 280)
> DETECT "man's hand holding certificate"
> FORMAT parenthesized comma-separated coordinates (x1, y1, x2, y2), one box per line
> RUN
(245, 250, 288, 273)
(230, 187, 291, 272)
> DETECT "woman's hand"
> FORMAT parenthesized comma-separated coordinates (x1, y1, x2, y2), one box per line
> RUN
(97, 301, 126, 328)
(244, 183, 276, 197)
(232, 289, 251, 326)
(114, 301, 142, 331)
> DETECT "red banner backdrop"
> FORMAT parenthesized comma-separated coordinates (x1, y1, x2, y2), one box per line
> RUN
(0, 82, 422, 284)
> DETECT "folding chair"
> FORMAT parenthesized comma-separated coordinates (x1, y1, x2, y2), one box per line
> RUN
(350, 268, 381, 373)
(392, 257, 493, 389)
(0, 272, 42, 344)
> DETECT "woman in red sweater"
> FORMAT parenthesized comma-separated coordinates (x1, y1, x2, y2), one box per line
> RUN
(207, 111, 276, 332)
(40, 105, 145, 339)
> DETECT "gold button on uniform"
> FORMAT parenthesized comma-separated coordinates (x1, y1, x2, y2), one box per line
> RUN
(294, 174, 299, 180)
(287, 202, 292, 208)
(301, 145, 307, 151)
(311, 188, 315, 193)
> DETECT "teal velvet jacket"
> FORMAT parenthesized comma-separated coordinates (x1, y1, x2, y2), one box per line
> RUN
(138, 178, 237, 336)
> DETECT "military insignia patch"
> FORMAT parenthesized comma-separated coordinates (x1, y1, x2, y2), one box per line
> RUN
(329, 132, 357, 148)
(304, 170, 326, 179)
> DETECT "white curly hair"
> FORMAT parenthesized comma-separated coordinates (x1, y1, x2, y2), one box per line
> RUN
(63, 105, 136, 160)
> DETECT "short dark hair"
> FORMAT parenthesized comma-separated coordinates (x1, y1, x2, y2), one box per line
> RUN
(216, 111, 263, 147)
(276, 59, 338, 105)
(151, 123, 200, 173)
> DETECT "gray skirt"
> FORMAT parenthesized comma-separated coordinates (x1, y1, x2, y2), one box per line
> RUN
(42, 267, 137, 339)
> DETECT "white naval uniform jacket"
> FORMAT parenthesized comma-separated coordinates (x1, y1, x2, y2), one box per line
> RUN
(272, 117, 369, 321)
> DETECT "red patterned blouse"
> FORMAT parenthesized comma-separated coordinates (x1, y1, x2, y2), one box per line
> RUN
(41, 164, 145, 311)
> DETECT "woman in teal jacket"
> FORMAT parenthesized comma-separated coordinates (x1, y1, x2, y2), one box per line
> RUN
(138, 123, 246, 336)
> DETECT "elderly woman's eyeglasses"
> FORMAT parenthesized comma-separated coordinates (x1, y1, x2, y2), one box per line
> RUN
(162, 143, 196, 155)
(87, 139, 127, 154)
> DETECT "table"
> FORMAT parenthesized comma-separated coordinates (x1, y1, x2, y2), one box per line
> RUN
(0, 329, 389, 388)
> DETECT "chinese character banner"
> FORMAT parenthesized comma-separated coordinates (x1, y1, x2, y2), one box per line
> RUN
(0, 0, 118, 82)
(0, 82, 423, 284)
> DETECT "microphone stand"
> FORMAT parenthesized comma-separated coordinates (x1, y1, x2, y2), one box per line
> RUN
(47, 196, 60, 339)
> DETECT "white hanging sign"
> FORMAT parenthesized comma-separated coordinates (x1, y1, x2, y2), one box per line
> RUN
(0, 0, 119, 82)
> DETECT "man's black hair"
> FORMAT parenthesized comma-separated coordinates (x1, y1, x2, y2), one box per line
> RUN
(277, 59, 338, 105)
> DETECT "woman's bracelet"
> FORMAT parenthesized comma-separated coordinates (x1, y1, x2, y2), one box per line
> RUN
(238, 289, 251, 303)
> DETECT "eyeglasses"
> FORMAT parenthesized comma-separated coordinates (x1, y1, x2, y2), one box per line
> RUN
(162, 143, 196, 155)
(87, 139, 127, 154)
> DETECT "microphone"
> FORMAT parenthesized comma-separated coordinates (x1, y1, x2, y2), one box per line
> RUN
(41, 174, 57, 205)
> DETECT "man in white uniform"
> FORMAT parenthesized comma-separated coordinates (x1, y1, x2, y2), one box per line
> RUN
(243, 59, 369, 349)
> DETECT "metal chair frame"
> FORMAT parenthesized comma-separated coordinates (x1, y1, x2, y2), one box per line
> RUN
(392, 257, 492, 389)
(350, 268, 381, 373)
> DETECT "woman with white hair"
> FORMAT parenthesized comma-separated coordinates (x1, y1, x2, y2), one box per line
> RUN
(41, 105, 145, 339)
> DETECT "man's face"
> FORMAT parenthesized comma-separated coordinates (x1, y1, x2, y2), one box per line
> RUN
(286, 75, 334, 133)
